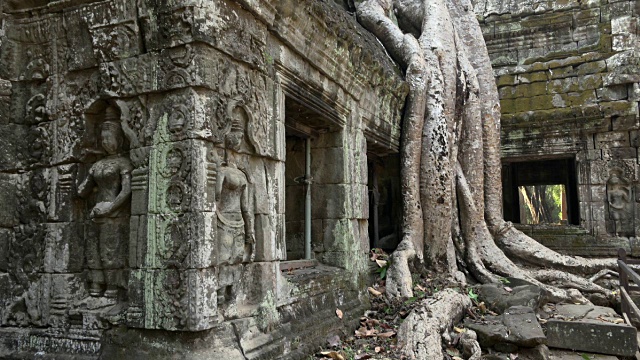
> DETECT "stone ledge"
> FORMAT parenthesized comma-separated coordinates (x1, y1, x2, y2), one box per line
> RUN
(544, 304, 638, 357)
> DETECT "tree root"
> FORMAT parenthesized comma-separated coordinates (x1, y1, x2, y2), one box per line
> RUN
(355, 0, 618, 307)
(397, 289, 472, 359)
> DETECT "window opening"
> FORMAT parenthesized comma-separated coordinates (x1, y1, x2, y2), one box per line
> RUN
(502, 158, 579, 225)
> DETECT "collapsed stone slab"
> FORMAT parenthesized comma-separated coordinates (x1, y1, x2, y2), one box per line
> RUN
(476, 282, 544, 313)
(543, 304, 637, 357)
(465, 306, 546, 350)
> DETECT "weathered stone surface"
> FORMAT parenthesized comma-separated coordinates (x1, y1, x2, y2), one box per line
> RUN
(465, 306, 546, 349)
(476, 282, 544, 313)
(477, 0, 640, 253)
(543, 304, 637, 357)
(0, 0, 406, 357)
(548, 350, 617, 359)
(518, 344, 550, 360)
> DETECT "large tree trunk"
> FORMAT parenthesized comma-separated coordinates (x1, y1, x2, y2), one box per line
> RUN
(354, 0, 616, 301)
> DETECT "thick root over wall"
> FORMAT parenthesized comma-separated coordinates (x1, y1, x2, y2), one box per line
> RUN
(354, 0, 617, 304)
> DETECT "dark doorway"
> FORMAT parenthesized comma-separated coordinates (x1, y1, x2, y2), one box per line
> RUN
(502, 158, 579, 225)
(368, 154, 401, 252)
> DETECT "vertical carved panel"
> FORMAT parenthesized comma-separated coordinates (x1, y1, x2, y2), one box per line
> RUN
(606, 169, 635, 237)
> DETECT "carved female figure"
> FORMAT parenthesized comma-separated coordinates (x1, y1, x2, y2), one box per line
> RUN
(215, 115, 255, 265)
(607, 172, 632, 237)
(216, 160, 255, 264)
(77, 105, 132, 299)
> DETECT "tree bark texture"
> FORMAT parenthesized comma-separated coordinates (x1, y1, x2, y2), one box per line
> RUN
(354, 0, 616, 301)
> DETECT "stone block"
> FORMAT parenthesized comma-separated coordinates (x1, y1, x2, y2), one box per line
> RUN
(597, 84, 629, 101)
(0, 124, 25, 172)
(43, 222, 84, 273)
(477, 283, 543, 313)
(254, 213, 283, 262)
(240, 262, 277, 310)
(590, 184, 606, 203)
(0, 96, 11, 125)
(629, 130, 640, 147)
(52, 118, 84, 165)
(312, 184, 348, 219)
(48, 274, 85, 327)
(248, 157, 270, 215)
(130, 167, 150, 216)
(311, 146, 346, 184)
(601, 101, 635, 118)
(127, 267, 217, 331)
(611, 115, 638, 131)
(549, 66, 575, 79)
(99, 54, 159, 98)
(603, 147, 637, 160)
(63, 10, 98, 71)
(0, 228, 13, 272)
(141, 212, 217, 269)
(545, 319, 636, 356)
(322, 218, 361, 255)
(147, 139, 217, 215)
(90, 20, 143, 63)
(585, 149, 602, 160)
(595, 131, 630, 148)
(0, 173, 18, 227)
(576, 60, 607, 75)
(465, 306, 546, 349)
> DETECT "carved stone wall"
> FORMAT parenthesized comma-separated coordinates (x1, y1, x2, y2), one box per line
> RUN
(476, 0, 640, 255)
(0, 0, 405, 358)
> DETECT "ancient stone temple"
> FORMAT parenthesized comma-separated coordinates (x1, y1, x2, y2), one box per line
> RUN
(475, 0, 640, 255)
(0, 0, 405, 358)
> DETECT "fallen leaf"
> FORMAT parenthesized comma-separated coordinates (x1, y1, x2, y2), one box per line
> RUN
(376, 259, 388, 268)
(504, 286, 513, 292)
(614, 318, 625, 324)
(378, 331, 396, 338)
(453, 327, 466, 333)
(336, 308, 343, 319)
(375, 346, 382, 353)
(368, 287, 382, 297)
(452, 357, 464, 360)
(509, 353, 518, 360)
(319, 351, 345, 360)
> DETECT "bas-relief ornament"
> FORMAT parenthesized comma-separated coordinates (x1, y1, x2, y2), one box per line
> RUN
(160, 45, 196, 89)
(141, 7, 194, 50)
(77, 105, 132, 302)
(19, 50, 50, 81)
(2, 223, 46, 327)
(606, 170, 635, 237)
(25, 94, 47, 124)
(90, 22, 140, 63)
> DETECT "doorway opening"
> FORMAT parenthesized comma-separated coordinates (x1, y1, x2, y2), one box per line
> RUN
(502, 158, 579, 225)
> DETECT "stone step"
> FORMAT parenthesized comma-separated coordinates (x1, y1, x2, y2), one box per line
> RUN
(542, 304, 638, 357)
(548, 349, 618, 359)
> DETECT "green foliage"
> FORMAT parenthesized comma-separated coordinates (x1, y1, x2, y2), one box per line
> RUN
(343, 346, 356, 360)
(468, 288, 479, 301)
(580, 354, 591, 360)
(498, 277, 510, 284)
(376, 259, 392, 279)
